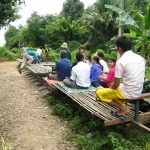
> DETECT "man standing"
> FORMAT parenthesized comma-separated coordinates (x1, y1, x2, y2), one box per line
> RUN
(96, 36, 146, 117)
(61, 42, 71, 62)
(18, 50, 41, 74)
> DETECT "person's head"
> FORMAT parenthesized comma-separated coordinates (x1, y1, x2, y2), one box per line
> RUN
(115, 36, 132, 55)
(91, 56, 100, 64)
(76, 52, 84, 62)
(79, 45, 86, 54)
(61, 42, 68, 50)
(97, 52, 104, 60)
(108, 58, 116, 68)
(60, 50, 67, 59)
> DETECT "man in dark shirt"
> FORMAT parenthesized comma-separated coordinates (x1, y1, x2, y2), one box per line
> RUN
(48, 50, 71, 81)
(61, 43, 72, 62)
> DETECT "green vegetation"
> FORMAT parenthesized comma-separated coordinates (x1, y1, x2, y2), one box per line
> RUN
(47, 94, 150, 150)
(0, 0, 24, 28)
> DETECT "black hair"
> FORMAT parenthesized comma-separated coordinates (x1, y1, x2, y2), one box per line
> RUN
(115, 36, 132, 52)
(97, 52, 104, 59)
(79, 45, 86, 50)
(92, 56, 103, 70)
(60, 50, 67, 59)
(76, 52, 84, 62)
(109, 58, 116, 63)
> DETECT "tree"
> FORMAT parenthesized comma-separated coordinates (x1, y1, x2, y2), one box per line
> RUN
(61, 0, 84, 20)
(0, 0, 24, 28)
(22, 12, 56, 47)
(5, 25, 19, 48)
(105, 4, 150, 60)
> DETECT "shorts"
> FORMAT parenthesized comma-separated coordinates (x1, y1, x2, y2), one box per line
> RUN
(96, 87, 126, 105)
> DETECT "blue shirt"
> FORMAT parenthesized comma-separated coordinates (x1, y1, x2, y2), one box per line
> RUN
(66, 49, 71, 62)
(90, 64, 102, 82)
(25, 51, 41, 64)
(56, 58, 71, 81)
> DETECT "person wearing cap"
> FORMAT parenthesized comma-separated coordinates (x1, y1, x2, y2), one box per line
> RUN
(61, 42, 71, 62)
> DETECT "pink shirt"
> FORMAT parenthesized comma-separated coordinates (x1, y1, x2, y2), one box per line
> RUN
(101, 66, 116, 87)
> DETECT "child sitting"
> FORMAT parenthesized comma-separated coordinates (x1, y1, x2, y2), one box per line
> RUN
(99, 58, 116, 88)
(90, 56, 103, 87)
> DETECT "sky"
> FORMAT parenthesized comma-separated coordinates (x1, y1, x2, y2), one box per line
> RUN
(0, 0, 96, 46)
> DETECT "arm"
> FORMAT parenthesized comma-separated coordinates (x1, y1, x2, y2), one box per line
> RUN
(111, 62, 123, 89)
(90, 66, 95, 81)
(70, 69, 76, 81)
(111, 77, 120, 89)
(34, 54, 40, 64)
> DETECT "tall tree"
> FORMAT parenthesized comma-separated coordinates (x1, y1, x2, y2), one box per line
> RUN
(0, 0, 24, 28)
(5, 25, 19, 48)
(61, 0, 84, 20)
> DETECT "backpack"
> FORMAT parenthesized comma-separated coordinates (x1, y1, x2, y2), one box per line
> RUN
(139, 80, 150, 112)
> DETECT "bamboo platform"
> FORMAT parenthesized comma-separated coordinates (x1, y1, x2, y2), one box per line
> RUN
(52, 83, 150, 126)
(25, 67, 150, 130)
(27, 64, 53, 76)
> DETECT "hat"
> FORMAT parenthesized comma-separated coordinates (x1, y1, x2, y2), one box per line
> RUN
(61, 43, 68, 49)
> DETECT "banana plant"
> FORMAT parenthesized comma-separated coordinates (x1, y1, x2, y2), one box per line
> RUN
(105, 4, 150, 61)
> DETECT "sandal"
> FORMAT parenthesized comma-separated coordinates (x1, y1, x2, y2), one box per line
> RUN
(111, 111, 126, 120)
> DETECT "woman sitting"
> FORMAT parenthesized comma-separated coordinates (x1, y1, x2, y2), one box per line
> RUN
(99, 58, 116, 88)
(90, 56, 103, 87)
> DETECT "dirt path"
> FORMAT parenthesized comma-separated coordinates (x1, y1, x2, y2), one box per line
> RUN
(0, 61, 75, 150)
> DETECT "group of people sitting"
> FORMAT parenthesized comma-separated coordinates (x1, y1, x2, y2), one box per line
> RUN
(48, 45, 116, 89)
(19, 36, 146, 119)
(48, 36, 146, 118)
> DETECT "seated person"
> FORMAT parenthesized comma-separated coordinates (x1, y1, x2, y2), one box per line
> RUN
(63, 52, 91, 89)
(48, 50, 71, 81)
(90, 56, 103, 87)
(18, 50, 41, 74)
(99, 58, 116, 88)
(97, 52, 109, 73)
(72, 45, 87, 68)
(96, 36, 145, 117)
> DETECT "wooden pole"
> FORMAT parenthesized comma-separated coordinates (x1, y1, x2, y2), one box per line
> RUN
(117, 0, 124, 59)
(118, 0, 124, 36)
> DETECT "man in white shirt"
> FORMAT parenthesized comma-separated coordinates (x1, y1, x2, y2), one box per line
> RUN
(36, 47, 42, 59)
(96, 36, 146, 116)
(97, 52, 109, 73)
(63, 52, 91, 88)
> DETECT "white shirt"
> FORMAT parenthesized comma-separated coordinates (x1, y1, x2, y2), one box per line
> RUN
(115, 50, 146, 98)
(100, 59, 109, 73)
(36, 48, 42, 56)
(71, 62, 91, 87)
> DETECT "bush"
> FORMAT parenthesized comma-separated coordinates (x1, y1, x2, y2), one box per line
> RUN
(68, 41, 80, 51)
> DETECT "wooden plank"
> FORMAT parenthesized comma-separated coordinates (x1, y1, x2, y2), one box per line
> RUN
(126, 93, 150, 101)
(133, 121, 150, 132)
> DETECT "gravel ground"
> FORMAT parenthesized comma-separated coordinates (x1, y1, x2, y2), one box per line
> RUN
(0, 61, 76, 150)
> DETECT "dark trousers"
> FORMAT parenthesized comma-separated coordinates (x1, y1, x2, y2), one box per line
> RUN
(91, 80, 108, 88)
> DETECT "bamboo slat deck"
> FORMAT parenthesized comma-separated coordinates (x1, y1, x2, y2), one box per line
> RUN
(51, 83, 144, 126)
(25, 68, 150, 128)
(27, 64, 52, 76)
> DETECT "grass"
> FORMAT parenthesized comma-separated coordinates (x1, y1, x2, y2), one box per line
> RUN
(47, 94, 150, 150)
(146, 66, 150, 80)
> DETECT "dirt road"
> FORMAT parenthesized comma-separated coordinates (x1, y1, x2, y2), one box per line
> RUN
(0, 61, 75, 150)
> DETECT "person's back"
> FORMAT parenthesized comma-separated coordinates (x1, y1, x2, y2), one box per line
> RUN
(117, 50, 145, 98)
(56, 58, 71, 81)
(36, 48, 42, 56)
(26, 50, 40, 64)
(72, 61, 91, 87)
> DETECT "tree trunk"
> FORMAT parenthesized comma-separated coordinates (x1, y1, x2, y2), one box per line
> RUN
(118, 0, 124, 36)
